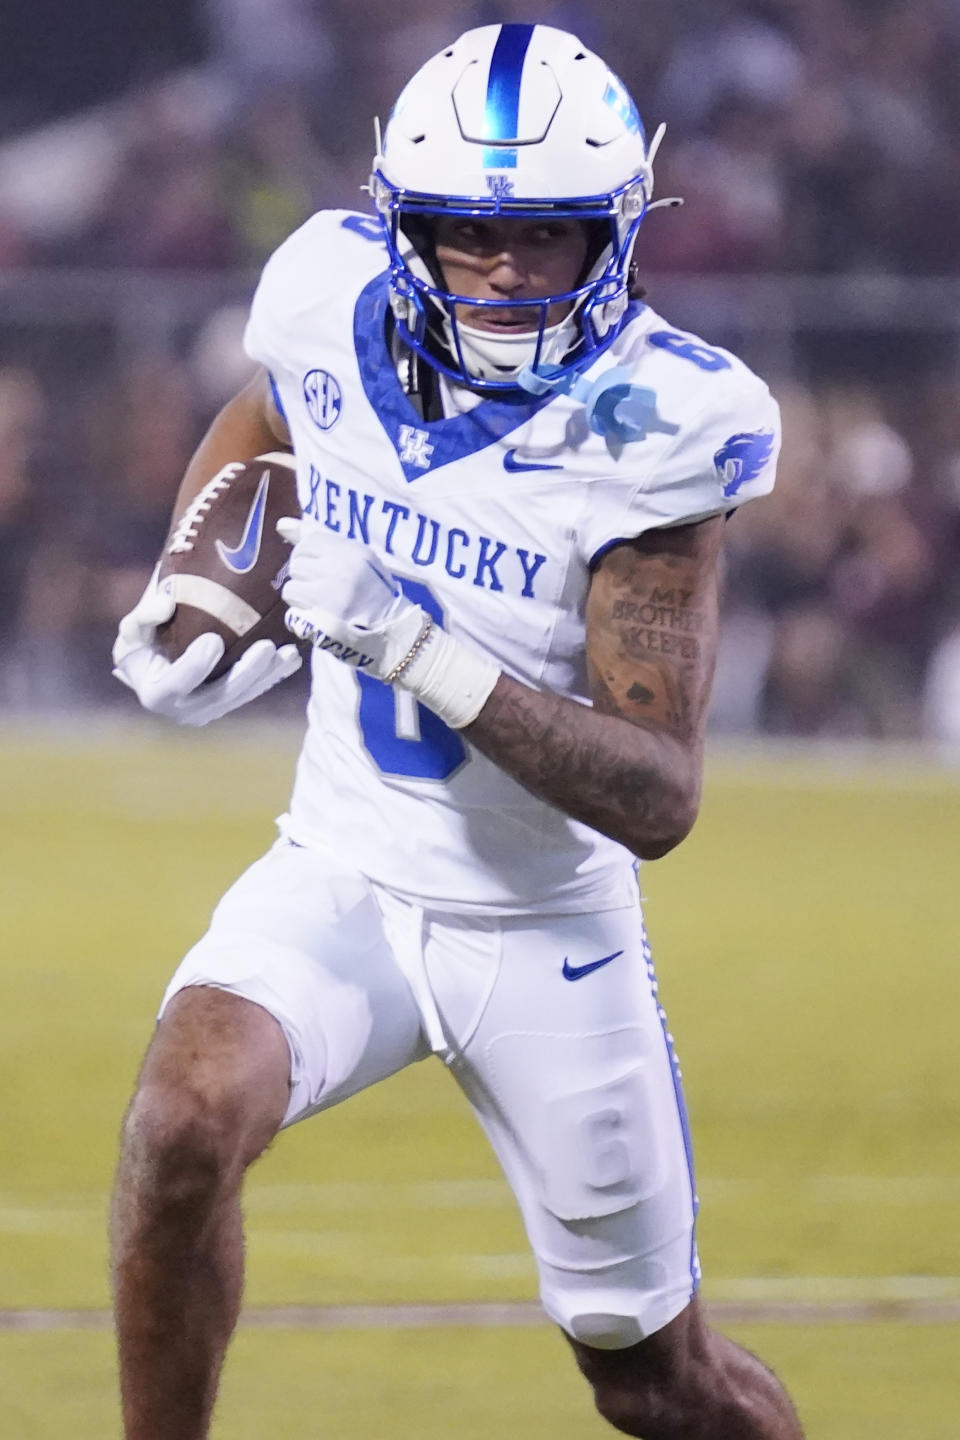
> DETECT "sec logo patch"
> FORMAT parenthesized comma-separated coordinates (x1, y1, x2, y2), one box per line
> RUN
(303, 369, 342, 431)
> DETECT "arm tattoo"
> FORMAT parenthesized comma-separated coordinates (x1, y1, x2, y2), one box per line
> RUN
(464, 517, 724, 860)
(588, 547, 719, 740)
(466, 676, 695, 858)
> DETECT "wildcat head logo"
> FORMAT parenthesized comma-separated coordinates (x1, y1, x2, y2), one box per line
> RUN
(715, 430, 776, 498)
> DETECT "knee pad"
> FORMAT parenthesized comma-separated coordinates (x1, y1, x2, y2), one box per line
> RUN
(566, 1309, 646, 1350)
(541, 1252, 696, 1354)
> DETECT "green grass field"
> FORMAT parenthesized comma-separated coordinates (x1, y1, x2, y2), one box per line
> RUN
(1, 726, 958, 1436)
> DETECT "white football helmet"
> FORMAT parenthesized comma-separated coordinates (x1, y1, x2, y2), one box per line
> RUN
(370, 23, 677, 393)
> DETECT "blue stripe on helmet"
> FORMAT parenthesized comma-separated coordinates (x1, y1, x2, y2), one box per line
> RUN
(482, 23, 535, 168)
(603, 75, 645, 141)
(482, 147, 518, 169)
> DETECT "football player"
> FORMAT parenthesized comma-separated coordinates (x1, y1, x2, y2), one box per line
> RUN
(111, 24, 803, 1440)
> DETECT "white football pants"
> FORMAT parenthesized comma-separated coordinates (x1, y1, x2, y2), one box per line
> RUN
(161, 837, 700, 1348)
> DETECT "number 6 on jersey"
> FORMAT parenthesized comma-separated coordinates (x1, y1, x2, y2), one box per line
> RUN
(357, 578, 468, 780)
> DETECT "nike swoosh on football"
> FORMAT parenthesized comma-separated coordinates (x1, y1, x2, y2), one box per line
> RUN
(216, 472, 270, 575)
(503, 449, 563, 474)
(562, 950, 624, 982)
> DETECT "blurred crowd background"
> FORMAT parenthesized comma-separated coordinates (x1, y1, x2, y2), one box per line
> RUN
(1, 0, 960, 741)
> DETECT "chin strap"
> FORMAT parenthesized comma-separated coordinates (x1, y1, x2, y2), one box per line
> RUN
(518, 362, 681, 444)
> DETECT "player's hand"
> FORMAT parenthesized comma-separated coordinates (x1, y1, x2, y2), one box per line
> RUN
(112, 568, 302, 727)
(278, 518, 500, 729)
(279, 516, 428, 674)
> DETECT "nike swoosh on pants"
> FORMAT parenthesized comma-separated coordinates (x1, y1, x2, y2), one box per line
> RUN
(561, 949, 624, 982)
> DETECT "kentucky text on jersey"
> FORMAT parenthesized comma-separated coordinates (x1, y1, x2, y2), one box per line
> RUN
(302, 465, 549, 600)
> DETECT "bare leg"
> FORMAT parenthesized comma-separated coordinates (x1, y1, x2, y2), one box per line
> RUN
(111, 988, 291, 1440)
(569, 1295, 804, 1439)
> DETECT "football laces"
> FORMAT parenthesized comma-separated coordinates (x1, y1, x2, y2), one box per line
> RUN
(166, 464, 242, 556)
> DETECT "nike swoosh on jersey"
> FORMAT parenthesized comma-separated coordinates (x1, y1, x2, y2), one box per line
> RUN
(561, 949, 624, 982)
(216, 472, 270, 574)
(503, 449, 563, 474)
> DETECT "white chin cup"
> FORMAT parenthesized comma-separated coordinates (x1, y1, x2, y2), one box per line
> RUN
(443, 312, 579, 382)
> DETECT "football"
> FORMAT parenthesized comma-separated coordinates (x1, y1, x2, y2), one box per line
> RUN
(156, 452, 302, 681)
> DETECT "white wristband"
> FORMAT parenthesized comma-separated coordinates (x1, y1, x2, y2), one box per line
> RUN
(398, 624, 501, 729)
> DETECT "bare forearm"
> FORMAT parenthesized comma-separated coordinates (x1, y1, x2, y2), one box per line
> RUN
(464, 674, 700, 859)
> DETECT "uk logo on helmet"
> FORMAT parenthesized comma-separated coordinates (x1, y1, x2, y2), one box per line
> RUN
(486, 174, 515, 201)
(715, 430, 776, 498)
(303, 369, 343, 431)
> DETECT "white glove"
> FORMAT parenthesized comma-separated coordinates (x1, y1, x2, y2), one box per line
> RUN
(112, 567, 302, 726)
(279, 518, 500, 729)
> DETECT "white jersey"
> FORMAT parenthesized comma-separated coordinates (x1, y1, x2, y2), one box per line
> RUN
(244, 210, 780, 914)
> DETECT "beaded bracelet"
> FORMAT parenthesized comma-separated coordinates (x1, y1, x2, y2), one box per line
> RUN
(383, 616, 434, 685)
